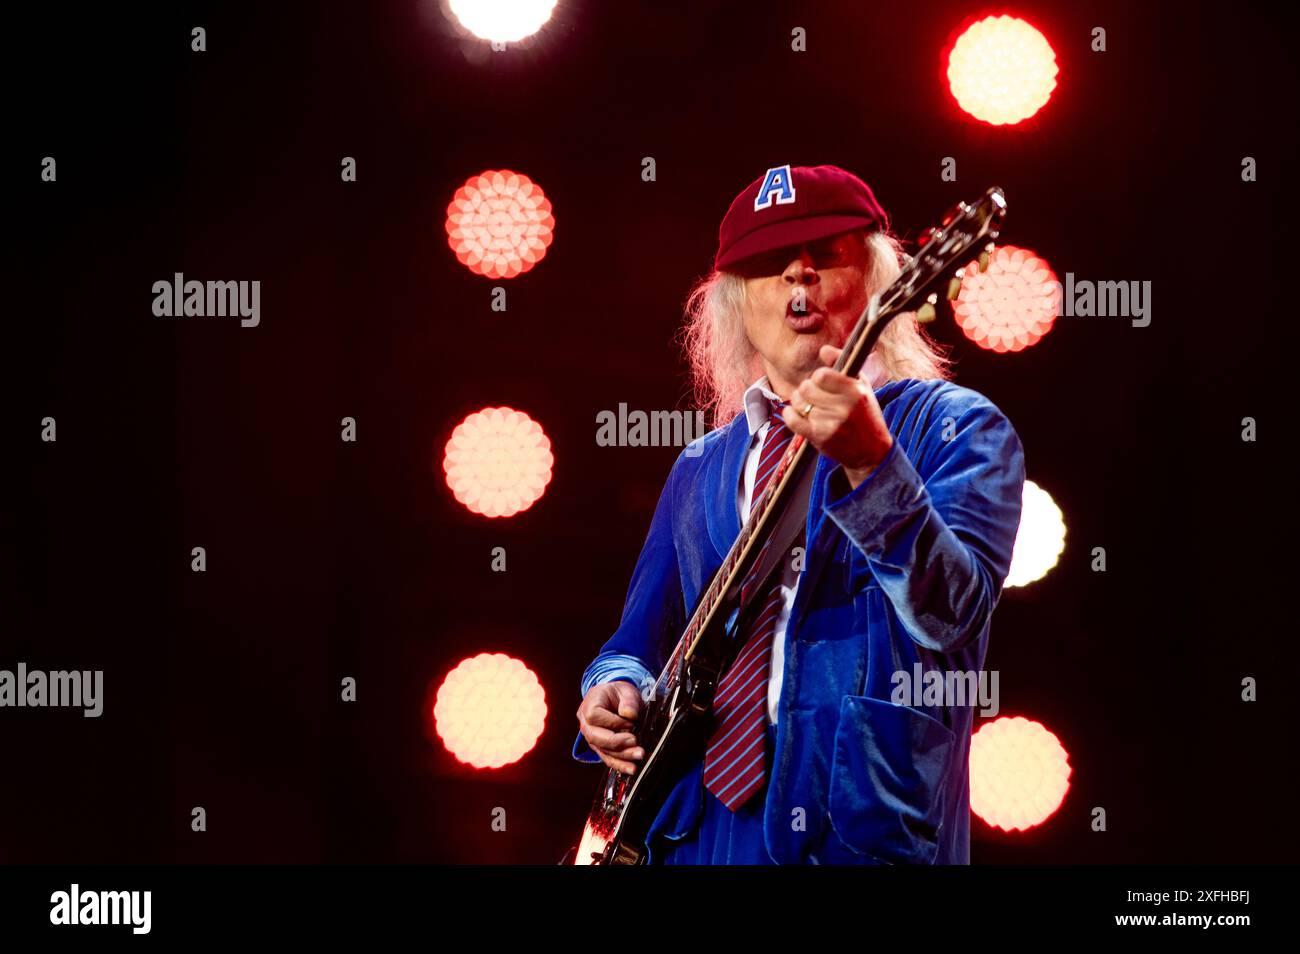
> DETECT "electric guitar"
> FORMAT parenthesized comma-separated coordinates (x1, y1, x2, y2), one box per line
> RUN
(565, 187, 1008, 865)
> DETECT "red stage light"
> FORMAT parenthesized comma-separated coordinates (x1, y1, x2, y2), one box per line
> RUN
(443, 406, 554, 518)
(952, 245, 1059, 352)
(433, 653, 547, 769)
(445, 169, 555, 279)
(947, 15, 1058, 125)
(970, 716, 1072, 832)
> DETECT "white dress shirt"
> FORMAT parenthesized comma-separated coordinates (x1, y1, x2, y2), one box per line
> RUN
(738, 376, 802, 726)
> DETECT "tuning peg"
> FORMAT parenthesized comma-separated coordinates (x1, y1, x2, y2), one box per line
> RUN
(947, 275, 963, 301)
(917, 293, 938, 324)
(978, 242, 994, 273)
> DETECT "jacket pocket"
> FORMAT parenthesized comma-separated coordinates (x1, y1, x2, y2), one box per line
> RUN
(826, 694, 955, 864)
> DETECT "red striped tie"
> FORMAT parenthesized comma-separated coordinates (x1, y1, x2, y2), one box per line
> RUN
(702, 405, 795, 811)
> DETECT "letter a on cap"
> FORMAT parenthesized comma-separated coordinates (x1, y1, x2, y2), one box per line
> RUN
(754, 165, 796, 211)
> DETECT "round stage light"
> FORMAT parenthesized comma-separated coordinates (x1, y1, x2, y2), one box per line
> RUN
(947, 15, 1058, 125)
(953, 245, 1059, 353)
(1005, 479, 1066, 588)
(448, 0, 558, 43)
(445, 169, 555, 279)
(443, 406, 554, 518)
(970, 716, 1071, 832)
(433, 653, 548, 768)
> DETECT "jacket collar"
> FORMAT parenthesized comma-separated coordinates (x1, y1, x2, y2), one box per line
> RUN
(705, 411, 751, 561)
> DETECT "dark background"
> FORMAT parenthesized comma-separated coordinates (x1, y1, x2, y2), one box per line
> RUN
(5, 0, 1294, 863)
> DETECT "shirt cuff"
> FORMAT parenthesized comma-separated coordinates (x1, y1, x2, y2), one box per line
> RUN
(580, 654, 655, 698)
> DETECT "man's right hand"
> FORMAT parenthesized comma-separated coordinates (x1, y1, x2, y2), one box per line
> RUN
(576, 681, 646, 774)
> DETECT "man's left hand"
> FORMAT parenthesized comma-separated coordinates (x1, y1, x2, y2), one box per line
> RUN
(781, 344, 893, 489)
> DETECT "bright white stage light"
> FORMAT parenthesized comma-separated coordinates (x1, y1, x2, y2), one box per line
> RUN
(947, 15, 1059, 126)
(449, 0, 558, 43)
(1005, 479, 1066, 588)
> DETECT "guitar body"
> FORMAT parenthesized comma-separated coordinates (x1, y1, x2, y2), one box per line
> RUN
(571, 701, 701, 865)
(566, 187, 1007, 865)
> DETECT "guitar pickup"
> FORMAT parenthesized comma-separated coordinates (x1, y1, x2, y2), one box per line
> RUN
(683, 664, 718, 714)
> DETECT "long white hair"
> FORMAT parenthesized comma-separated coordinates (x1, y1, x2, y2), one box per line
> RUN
(678, 231, 953, 429)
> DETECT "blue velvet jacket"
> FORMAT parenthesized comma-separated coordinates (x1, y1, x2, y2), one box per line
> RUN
(571, 379, 1025, 864)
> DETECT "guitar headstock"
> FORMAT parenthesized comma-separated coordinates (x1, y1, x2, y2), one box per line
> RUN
(884, 186, 1008, 322)
(836, 187, 1006, 379)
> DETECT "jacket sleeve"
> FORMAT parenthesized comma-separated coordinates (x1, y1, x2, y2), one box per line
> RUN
(571, 457, 687, 763)
(821, 391, 1025, 654)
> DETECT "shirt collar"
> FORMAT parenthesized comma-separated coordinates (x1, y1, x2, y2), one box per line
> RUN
(741, 355, 890, 438)
(741, 376, 784, 436)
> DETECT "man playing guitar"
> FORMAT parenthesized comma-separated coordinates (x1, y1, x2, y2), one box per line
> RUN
(572, 165, 1024, 864)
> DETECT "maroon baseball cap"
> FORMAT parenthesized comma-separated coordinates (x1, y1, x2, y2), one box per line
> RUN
(714, 164, 889, 271)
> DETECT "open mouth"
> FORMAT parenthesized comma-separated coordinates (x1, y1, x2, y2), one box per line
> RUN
(785, 301, 826, 332)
